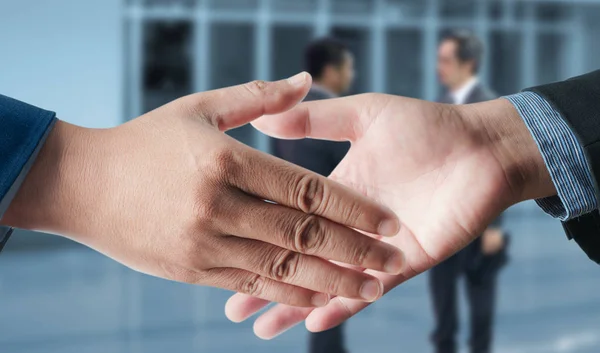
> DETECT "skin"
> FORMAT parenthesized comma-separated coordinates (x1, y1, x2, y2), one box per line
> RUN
(0, 73, 406, 308)
(317, 52, 355, 95)
(438, 38, 506, 253)
(224, 93, 555, 339)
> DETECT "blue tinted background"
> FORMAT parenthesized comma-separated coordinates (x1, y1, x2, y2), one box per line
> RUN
(1, 0, 599, 352)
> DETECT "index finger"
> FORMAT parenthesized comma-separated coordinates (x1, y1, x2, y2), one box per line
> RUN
(229, 149, 400, 237)
(251, 94, 377, 141)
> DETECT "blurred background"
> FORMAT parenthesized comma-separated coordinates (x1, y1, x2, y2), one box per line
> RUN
(1, 0, 599, 352)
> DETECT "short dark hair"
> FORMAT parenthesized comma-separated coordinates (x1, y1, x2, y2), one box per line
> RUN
(442, 30, 484, 74)
(304, 38, 350, 79)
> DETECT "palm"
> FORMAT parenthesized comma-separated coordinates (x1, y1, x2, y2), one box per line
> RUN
(331, 95, 512, 273)
(226, 94, 517, 337)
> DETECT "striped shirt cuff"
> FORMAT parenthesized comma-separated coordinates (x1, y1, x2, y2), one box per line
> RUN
(505, 92, 597, 221)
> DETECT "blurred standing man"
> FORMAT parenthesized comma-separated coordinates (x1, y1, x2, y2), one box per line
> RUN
(274, 38, 355, 353)
(431, 30, 508, 353)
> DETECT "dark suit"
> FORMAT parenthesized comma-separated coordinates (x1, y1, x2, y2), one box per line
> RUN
(429, 83, 507, 353)
(527, 70, 600, 264)
(274, 87, 350, 353)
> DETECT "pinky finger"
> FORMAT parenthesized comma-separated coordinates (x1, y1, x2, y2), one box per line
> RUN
(225, 293, 270, 323)
(205, 268, 330, 308)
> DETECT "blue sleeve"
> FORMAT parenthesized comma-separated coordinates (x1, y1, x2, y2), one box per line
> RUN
(0, 94, 57, 252)
(504, 92, 598, 221)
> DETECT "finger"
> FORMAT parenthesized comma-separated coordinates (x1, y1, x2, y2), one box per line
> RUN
(223, 261, 361, 324)
(222, 237, 385, 301)
(305, 270, 411, 332)
(229, 149, 400, 237)
(225, 294, 270, 323)
(218, 191, 404, 273)
(251, 94, 376, 141)
(200, 267, 330, 308)
(254, 304, 314, 340)
(183, 72, 312, 130)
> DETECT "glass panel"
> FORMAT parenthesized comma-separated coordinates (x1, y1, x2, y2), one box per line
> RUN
(514, 0, 529, 21)
(331, 27, 372, 94)
(536, 32, 566, 85)
(142, 21, 193, 113)
(488, 31, 521, 96)
(141, 0, 196, 9)
(385, 0, 428, 19)
(439, 0, 477, 19)
(271, 26, 314, 80)
(584, 7, 600, 73)
(386, 29, 423, 98)
(272, 0, 318, 13)
(488, 0, 503, 20)
(208, 0, 258, 11)
(535, 2, 570, 23)
(209, 23, 255, 145)
(331, 0, 374, 15)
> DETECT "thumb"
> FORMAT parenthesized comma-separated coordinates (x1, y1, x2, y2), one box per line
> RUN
(183, 72, 312, 131)
(251, 95, 365, 142)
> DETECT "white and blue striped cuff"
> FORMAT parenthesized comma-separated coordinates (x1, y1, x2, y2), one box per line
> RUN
(505, 92, 597, 221)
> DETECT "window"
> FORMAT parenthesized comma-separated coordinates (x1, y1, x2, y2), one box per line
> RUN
(210, 23, 256, 145)
(489, 31, 522, 96)
(386, 29, 423, 98)
(271, 26, 314, 80)
(142, 21, 193, 113)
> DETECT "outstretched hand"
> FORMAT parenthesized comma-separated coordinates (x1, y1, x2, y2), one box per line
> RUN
(225, 93, 554, 338)
(2, 75, 405, 308)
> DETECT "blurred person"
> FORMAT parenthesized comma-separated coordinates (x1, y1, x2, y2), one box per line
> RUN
(274, 38, 355, 353)
(0, 74, 407, 313)
(226, 70, 600, 339)
(432, 30, 508, 353)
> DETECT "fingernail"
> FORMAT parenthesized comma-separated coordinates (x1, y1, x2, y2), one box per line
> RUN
(288, 72, 307, 87)
(384, 251, 405, 275)
(379, 218, 400, 237)
(360, 279, 382, 302)
(311, 293, 330, 307)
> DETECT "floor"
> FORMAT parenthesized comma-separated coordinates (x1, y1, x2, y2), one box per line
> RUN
(1, 202, 599, 353)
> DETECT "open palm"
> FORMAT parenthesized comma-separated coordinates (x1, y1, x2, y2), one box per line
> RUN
(225, 93, 538, 338)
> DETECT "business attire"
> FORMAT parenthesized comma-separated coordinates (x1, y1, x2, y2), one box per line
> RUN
(274, 85, 350, 353)
(507, 70, 600, 264)
(430, 79, 507, 353)
(0, 95, 56, 253)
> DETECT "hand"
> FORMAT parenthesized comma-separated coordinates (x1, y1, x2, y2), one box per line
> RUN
(1, 74, 404, 307)
(224, 93, 555, 338)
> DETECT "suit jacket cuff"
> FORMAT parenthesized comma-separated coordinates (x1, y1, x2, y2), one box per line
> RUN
(0, 94, 57, 252)
(504, 92, 597, 221)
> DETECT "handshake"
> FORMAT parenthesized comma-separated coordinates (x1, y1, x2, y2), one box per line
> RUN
(1, 72, 558, 339)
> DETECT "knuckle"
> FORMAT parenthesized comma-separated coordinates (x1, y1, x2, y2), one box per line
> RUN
(241, 274, 265, 297)
(295, 174, 326, 214)
(269, 250, 300, 281)
(245, 80, 269, 98)
(193, 193, 222, 224)
(325, 276, 340, 295)
(211, 148, 239, 177)
(351, 242, 373, 267)
(293, 215, 325, 254)
(342, 200, 363, 224)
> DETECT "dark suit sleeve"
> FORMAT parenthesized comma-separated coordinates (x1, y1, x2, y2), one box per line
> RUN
(0, 95, 56, 254)
(526, 70, 600, 263)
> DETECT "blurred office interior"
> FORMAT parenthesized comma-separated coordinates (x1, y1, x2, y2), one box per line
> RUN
(0, 0, 599, 352)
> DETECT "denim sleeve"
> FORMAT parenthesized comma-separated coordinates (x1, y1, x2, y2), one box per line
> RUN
(0, 94, 57, 253)
(504, 92, 597, 221)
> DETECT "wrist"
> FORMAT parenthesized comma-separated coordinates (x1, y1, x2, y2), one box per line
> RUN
(459, 98, 556, 203)
(1, 120, 104, 237)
